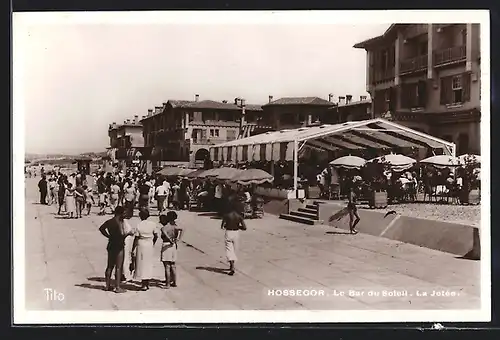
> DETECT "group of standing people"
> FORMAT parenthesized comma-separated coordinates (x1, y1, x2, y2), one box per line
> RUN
(99, 207, 184, 293)
(38, 171, 94, 219)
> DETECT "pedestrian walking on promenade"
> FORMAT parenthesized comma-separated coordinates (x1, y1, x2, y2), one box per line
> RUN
(159, 211, 183, 288)
(155, 180, 168, 214)
(83, 185, 94, 215)
(138, 180, 151, 211)
(122, 217, 137, 282)
(171, 182, 180, 210)
(220, 205, 247, 276)
(74, 184, 86, 218)
(124, 179, 137, 219)
(99, 206, 135, 293)
(47, 178, 58, 205)
(109, 180, 121, 212)
(38, 175, 48, 205)
(132, 209, 159, 290)
(57, 176, 67, 215)
(64, 183, 77, 219)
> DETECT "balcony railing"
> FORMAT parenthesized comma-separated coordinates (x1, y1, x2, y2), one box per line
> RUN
(400, 55, 428, 74)
(433, 45, 466, 66)
(372, 67, 395, 83)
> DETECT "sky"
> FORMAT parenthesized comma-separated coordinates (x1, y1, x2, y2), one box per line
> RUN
(16, 16, 389, 154)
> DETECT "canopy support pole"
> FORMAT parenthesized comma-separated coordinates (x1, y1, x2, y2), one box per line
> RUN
(293, 139, 298, 198)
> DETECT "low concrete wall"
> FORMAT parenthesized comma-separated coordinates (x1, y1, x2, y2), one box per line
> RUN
(318, 202, 480, 258)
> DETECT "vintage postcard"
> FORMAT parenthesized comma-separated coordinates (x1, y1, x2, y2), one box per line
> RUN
(13, 10, 490, 323)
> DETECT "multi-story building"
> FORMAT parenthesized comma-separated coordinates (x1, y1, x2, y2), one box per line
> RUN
(261, 95, 336, 129)
(354, 23, 481, 154)
(140, 95, 264, 168)
(325, 95, 372, 124)
(107, 116, 145, 169)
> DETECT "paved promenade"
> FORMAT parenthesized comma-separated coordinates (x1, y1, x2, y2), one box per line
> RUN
(24, 178, 480, 311)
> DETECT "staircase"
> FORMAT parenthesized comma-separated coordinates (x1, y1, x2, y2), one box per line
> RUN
(279, 201, 322, 225)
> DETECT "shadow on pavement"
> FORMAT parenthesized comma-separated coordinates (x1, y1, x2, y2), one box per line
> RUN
(326, 231, 352, 235)
(196, 266, 229, 275)
(84, 277, 143, 291)
(198, 212, 218, 217)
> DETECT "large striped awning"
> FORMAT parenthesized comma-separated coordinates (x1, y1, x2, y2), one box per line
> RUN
(209, 118, 456, 163)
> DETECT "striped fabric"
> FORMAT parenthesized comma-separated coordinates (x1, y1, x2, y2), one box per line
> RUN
(208, 118, 456, 163)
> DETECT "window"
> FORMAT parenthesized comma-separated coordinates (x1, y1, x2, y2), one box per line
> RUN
(440, 73, 471, 105)
(402, 81, 427, 108)
(189, 112, 194, 122)
(209, 129, 214, 137)
(214, 129, 219, 138)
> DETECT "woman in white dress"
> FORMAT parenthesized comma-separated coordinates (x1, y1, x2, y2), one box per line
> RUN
(64, 183, 77, 219)
(132, 209, 159, 290)
(122, 218, 137, 282)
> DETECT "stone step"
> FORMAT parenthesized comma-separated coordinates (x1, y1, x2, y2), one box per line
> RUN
(279, 214, 316, 225)
(305, 204, 318, 210)
(298, 207, 317, 214)
(290, 210, 318, 220)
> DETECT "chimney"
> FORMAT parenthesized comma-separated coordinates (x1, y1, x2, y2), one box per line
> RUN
(240, 98, 246, 107)
(148, 109, 153, 117)
(234, 97, 240, 106)
(360, 95, 367, 101)
(134, 115, 139, 124)
(141, 116, 146, 120)
(126, 119, 131, 124)
(222, 100, 228, 104)
(338, 96, 346, 105)
(346, 95, 352, 104)
(328, 93, 334, 102)
(268, 95, 273, 103)
(195, 94, 199, 102)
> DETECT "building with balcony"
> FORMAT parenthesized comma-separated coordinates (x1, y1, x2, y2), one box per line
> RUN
(107, 116, 145, 169)
(261, 95, 336, 129)
(354, 23, 481, 155)
(140, 95, 264, 168)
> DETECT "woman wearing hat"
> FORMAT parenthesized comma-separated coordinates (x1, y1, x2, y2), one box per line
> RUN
(159, 211, 183, 288)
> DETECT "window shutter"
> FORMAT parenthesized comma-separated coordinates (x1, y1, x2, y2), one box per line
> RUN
(440, 76, 452, 105)
(418, 80, 427, 107)
(462, 72, 471, 102)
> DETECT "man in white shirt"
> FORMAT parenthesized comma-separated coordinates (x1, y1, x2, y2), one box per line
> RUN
(156, 181, 169, 213)
(214, 183, 223, 214)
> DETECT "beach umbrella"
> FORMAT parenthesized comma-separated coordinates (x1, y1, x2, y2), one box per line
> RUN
(230, 169, 274, 185)
(186, 169, 208, 179)
(458, 154, 481, 165)
(420, 155, 460, 168)
(197, 168, 222, 179)
(368, 153, 416, 172)
(157, 167, 186, 176)
(214, 168, 244, 181)
(330, 155, 366, 169)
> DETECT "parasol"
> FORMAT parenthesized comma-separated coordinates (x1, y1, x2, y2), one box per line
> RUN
(330, 155, 366, 169)
(230, 169, 274, 185)
(420, 155, 460, 168)
(368, 153, 416, 172)
(214, 168, 244, 181)
(157, 167, 185, 176)
(186, 169, 208, 179)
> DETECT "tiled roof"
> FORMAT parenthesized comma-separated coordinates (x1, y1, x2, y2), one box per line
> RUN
(171, 100, 263, 111)
(330, 99, 372, 109)
(264, 97, 335, 106)
(353, 24, 402, 49)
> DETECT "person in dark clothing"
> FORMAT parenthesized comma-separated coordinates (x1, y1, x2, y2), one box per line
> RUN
(220, 205, 247, 275)
(138, 180, 150, 210)
(99, 206, 134, 293)
(347, 181, 360, 234)
(38, 175, 48, 204)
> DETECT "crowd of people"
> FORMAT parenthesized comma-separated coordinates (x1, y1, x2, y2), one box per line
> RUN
(34, 166, 249, 293)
